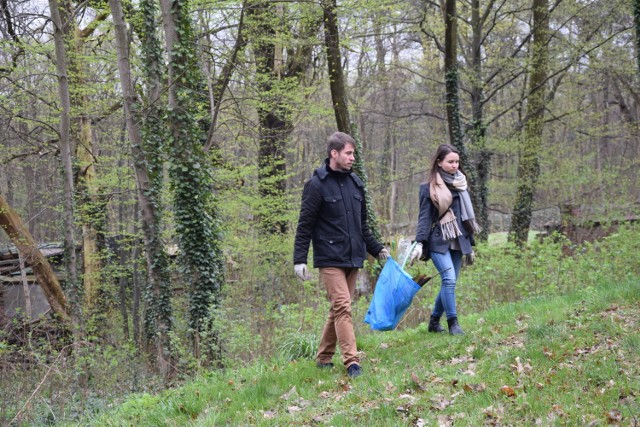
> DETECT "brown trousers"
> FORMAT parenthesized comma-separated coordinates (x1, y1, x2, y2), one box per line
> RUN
(316, 267, 360, 368)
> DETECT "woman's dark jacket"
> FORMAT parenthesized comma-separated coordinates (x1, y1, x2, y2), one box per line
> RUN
(294, 161, 383, 268)
(415, 182, 474, 255)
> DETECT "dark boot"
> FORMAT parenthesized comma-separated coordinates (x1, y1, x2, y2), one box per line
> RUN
(428, 315, 446, 333)
(447, 317, 465, 335)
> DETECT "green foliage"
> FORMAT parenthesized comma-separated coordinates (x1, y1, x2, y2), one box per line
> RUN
(138, 0, 174, 351)
(277, 330, 318, 362)
(162, 0, 226, 350)
(65, 269, 640, 426)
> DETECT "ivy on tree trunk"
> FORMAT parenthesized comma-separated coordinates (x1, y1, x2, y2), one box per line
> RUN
(159, 0, 225, 362)
(509, 0, 550, 247)
(109, 0, 174, 375)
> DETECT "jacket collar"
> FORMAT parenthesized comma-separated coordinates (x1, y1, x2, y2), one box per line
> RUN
(315, 158, 351, 180)
(314, 159, 363, 188)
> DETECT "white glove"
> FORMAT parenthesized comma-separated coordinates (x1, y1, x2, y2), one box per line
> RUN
(409, 242, 423, 265)
(377, 248, 390, 260)
(294, 263, 311, 281)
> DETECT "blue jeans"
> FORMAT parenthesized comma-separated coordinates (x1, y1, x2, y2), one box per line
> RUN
(430, 249, 462, 320)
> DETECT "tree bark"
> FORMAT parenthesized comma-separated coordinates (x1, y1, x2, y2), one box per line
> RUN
(634, 0, 640, 75)
(509, 0, 550, 246)
(469, 0, 491, 239)
(247, 1, 291, 234)
(322, 0, 351, 133)
(64, 7, 109, 314)
(48, 0, 79, 315)
(109, 0, 173, 374)
(159, 0, 225, 361)
(0, 193, 70, 323)
(321, 0, 382, 242)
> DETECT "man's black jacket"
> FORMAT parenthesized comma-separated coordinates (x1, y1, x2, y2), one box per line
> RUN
(294, 161, 383, 268)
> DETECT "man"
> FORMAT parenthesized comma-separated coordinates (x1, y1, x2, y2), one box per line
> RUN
(293, 131, 389, 378)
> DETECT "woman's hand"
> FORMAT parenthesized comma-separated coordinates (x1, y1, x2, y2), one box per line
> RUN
(409, 242, 423, 265)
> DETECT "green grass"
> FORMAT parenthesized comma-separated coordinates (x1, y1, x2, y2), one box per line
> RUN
(65, 278, 639, 426)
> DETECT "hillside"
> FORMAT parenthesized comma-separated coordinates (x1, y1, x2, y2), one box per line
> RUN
(70, 278, 639, 426)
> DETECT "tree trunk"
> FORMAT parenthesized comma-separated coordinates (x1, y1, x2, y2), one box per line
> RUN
(0, 194, 70, 323)
(48, 0, 79, 317)
(634, 0, 640, 74)
(509, 0, 550, 246)
(159, 0, 225, 361)
(444, 0, 463, 149)
(109, 0, 174, 374)
(469, 0, 490, 240)
(247, 1, 291, 235)
(322, 0, 350, 133)
(76, 121, 104, 311)
(18, 253, 32, 319)
(63, 7, 109, 315)
(321, 0, 382, 242)
(444, 0, 479, 224)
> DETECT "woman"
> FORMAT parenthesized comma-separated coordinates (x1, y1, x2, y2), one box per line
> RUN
(411, 144, 481, 335)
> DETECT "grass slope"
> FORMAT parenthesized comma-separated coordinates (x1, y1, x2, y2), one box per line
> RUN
(74, 279, 639, 426)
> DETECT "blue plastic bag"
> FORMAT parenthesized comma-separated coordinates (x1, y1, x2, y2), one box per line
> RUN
(364, 256, 421, 331)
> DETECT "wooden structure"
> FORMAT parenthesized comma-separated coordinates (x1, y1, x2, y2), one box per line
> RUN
(0, 243, 66, 320)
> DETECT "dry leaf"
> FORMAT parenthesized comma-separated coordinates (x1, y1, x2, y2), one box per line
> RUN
(605, 409, 622, 423)
(262, 410, 276, 419)
(500, 385, 516, 397)
(411, 372, 427, 391)
(430, 395, 452, 411)
(280, 386, 297, 401)
(463, 383, 486, 392)
(399, 393, 416, 402)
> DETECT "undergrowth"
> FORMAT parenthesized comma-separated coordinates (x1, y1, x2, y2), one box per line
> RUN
(3, 224, 639, 425)
(66, 273, 640, 426)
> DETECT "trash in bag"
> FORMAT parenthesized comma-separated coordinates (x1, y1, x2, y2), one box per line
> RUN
(364, 256, 421, 331)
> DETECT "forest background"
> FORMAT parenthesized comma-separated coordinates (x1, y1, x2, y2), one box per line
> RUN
(1, 0, 639, 424)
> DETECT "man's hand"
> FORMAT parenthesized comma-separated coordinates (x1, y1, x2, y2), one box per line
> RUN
(294, 263, 311, 281)
(377, 248, 390, 260)
(409, 242, 423, 265)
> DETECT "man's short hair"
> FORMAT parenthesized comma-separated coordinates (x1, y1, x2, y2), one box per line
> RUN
(327, 132, 355, 157)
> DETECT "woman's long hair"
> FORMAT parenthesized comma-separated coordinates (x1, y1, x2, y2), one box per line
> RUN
(426, 144, 465, 183)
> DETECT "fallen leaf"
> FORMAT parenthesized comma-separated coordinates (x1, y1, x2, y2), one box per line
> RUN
(429, 376, 446, 384)
(510, 356, 533, 375)
(463, 383, 486, 392)
(500, 385, 516, 397)
(398, 393, 416, 402)
(430, 395, 452, 411)
(262, 410, 276, 419)
(549, 404, 565, 418)
(605, 409, 622, 423)
(411, 372, 427, 391)
(280, 386, 297, 401)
